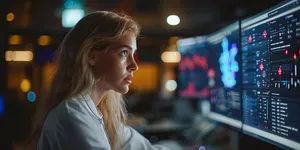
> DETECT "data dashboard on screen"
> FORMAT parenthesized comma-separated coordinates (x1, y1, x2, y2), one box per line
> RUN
(177, 36, 210, 98)
(241, 0, 300, 149)
(207, 22, 242, 129)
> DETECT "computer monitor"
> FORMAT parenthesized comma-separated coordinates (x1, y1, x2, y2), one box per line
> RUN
(177, 36, 210, 98)
(241, 0, 300, 149)
(207, 21, 242, 129)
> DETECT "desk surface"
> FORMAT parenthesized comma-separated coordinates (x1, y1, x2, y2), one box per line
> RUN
(142, 119, 192, 132)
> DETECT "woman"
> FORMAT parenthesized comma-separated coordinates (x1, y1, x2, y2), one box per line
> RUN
(29, 11, 179, 150)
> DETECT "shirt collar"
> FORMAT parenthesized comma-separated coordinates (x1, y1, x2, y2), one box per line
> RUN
(81, 93, 103, 120)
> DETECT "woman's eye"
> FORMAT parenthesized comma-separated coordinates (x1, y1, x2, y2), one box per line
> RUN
(120, 50, 129, 57)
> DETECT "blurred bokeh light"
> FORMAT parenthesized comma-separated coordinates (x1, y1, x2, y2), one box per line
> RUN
(38, 35, 52, 46)
(0, 96, 4, 116)
(9, 35, 22, 45)
(161, 51, 181, 63)
(62, 9, 84, 28)
(165, 80, 177, 91)
(5, 51, 33, 62)
(166, 15, 180, 26)
(6, 13, 14, 21)
(20, 79, 31, 92)
(27, 91, 36, 102)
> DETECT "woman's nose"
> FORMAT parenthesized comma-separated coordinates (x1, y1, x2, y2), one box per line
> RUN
(128, 57, 138, 72)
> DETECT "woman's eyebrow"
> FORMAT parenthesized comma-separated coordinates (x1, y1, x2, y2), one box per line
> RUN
(117, 45, 137, 52)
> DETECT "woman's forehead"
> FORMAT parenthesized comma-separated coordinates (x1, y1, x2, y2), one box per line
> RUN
(112, 32, 137, 49)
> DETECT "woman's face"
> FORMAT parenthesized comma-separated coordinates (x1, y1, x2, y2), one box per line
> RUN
(90, 31, 138, 94)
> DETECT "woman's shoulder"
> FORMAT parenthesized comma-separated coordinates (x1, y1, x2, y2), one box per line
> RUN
(38, 95, 111, 150)
(43, 95, 96, 129)
(61, 95, 91, 115)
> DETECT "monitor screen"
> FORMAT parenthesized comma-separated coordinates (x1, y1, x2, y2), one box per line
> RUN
(207, 21, 242, 129)
(177, 36, 210, 98)
(241, 0, 300, 149)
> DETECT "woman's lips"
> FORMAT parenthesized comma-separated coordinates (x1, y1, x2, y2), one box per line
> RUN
(124, 76, 133, 83)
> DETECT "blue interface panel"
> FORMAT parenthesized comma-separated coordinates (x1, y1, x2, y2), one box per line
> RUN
(241, 0, 300, 149)
(207, 22, 242, 129)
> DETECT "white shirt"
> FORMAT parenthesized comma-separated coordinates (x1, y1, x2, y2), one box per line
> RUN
(37, 94, 178, 150)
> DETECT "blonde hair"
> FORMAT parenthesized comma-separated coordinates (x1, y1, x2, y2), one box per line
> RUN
(28, 11, 140, 150)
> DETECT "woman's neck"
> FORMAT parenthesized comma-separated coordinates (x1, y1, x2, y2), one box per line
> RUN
(90, 87, 107, 106)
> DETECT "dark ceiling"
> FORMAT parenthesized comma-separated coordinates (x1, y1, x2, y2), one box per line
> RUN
(7, 0, 284, 36)
(84, 0, 284, 36)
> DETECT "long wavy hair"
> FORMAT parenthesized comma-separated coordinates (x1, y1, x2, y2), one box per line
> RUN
(27, 11, 140, 150)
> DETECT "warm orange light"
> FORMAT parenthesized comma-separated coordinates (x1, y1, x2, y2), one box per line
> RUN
(38, 35, 51, 46)
(6, 13, 14, 21)
(5, 51, 33, 61)
(20, 79, 31, 92)
(161, 51, 181, 63)
(9, 35, 22, 45)
(168, 37, 180, 45)
(130, 63, 158, 92)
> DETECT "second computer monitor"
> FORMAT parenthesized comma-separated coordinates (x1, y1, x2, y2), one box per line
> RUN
(177, 36, 210, 98)
(207, 21, 242, 129)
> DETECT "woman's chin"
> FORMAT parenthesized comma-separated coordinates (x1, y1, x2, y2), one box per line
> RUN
(115, 86, 129, 94)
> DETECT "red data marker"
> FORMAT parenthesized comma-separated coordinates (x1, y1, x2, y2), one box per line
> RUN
(278, 66, 282, 76)
(248, 35, 252, 43)
(262, 30, 267, 38)
(259, 63, 264, 71)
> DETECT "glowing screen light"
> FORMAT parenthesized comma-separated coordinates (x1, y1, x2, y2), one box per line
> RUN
(62, 9, 84, 28)
(177, 36, 210, 98)
(0, 96, 4, 116)
(207, 21, 241, 128)
(27, 91, 36, 102)
(219, 37, 239, 88)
